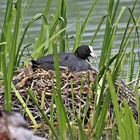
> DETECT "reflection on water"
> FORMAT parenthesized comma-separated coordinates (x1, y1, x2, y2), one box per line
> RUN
(0, 0, 139, 77)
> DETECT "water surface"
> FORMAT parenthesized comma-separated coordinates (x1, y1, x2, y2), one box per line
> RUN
(0, 0, 139, 78)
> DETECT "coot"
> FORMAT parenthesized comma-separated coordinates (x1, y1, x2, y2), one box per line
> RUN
(31, 45, 97, 71)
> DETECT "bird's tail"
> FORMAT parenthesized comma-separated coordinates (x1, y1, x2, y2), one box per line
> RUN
(31, 60, 39, 69)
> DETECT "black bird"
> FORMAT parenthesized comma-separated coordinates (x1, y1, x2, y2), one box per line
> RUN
(31, 45, 97, 72)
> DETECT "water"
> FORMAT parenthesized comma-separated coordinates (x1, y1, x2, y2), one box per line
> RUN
(0, 0, 139, 78)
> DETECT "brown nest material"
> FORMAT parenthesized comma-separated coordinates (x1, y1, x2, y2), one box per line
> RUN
(0, 65, 137, 137)
(11, 66, 97, 121)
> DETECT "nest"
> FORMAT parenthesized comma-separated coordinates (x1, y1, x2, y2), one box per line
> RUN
(11, 66, 97, 121)
(0, 65, 137, 138)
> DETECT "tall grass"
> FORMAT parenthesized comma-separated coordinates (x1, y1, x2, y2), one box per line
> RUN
(92, 0, 139, 139)
(0, 0, 22, 111)
(0, 0, 139, 139)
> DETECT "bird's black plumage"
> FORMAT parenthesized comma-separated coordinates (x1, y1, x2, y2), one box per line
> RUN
(31, 45, 96, 71)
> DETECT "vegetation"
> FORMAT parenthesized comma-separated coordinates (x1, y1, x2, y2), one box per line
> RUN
(0, 0, 139, 139)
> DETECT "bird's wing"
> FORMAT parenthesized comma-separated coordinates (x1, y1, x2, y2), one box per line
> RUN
(35, 54, 54, 64)
(35, 53, 73, 64)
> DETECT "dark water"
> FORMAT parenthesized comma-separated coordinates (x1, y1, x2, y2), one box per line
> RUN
(0, 0, 140, 79)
